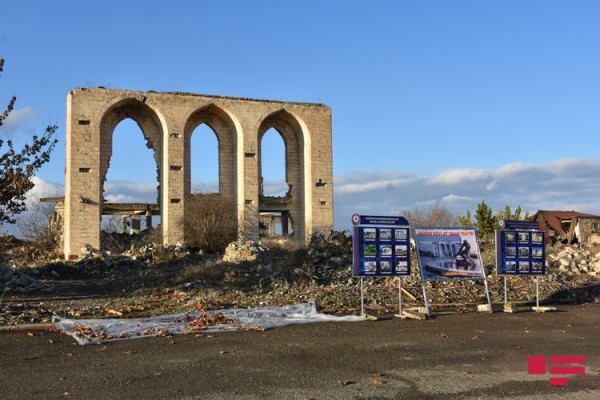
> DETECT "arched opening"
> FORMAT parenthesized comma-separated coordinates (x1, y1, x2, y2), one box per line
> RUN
(260, 128, 288, 197)
(183, 105, 239, 249)
(257, 110, 307, 240)
(190, 123, 219, 194)
(102, 118, 160, 237)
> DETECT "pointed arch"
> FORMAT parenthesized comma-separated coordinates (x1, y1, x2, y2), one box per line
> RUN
(99, 98, 164, 200)
(183, 104, 244, 238)
(257, 109, 312, 242)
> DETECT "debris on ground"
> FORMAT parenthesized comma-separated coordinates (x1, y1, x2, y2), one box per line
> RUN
(1, 231, 600, 326)
(54, 302, 363, 345)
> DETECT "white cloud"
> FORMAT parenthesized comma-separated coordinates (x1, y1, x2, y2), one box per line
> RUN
(426, 168, 490, 186)
(103, 181, 158, 202)
(1, 176, 64, 237)
(262, 180, 288, 196)
(440, 194, 472, 203)
(0, 106, 38, 134)
(5, 157, 600, 238)
(334, 157, 600, 231)
(24, 176, 63, 203)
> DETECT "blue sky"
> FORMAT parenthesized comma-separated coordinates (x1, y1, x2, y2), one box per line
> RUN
(1, 1, 599, 232)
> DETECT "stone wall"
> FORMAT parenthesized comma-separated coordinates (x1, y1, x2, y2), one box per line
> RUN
(64, 88, 333, 259)
(576, 218, 600, 244)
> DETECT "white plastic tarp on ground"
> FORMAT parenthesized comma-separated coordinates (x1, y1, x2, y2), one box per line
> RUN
(53, 302, 364, 345)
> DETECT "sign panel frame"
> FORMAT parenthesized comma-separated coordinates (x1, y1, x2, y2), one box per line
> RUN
(414, 227, 486, 281)
(495, 220, 546, 276)
(352, 214, 411, 278)
(414, 227, 492, 317)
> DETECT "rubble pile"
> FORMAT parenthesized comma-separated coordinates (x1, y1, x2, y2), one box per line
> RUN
(548, 243, 600, 277)
(223, 240, 266, 263)
(0, 262, 45, 293)
(1, 232, 600, 326)
(0, 261, 53, 295)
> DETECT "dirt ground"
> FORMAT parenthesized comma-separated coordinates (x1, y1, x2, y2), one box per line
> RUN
(3, 232, 600, 327)
(1, 304, 599, 399)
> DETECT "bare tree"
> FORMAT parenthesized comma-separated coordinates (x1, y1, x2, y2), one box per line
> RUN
(184, 194, 237, 253)
(17, 201, 61, 247)
(403, 203, 458, 228)
(0, 59, 58, 225)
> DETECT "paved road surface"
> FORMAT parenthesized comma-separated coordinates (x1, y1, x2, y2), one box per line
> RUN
(1, 304, 599, 399)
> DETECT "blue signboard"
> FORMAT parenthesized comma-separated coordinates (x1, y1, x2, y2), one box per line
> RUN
(495, 221, 546, 275)
(499, 219, 541, 231)
(352, 214, 411, 277)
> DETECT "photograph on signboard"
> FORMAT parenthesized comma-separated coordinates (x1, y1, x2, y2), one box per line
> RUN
(396, 261, 409, 273)
(505, 247, 517, 257)
(518, 247, 530, 257)
(531, 232, 543, 243)
(380, 261, 392, 273)
(379, 229, 392, 241)
(364, 245, 376, 257)
(518, 232, 530, 242)
(394, 245, 408, 257)
(505, 261, 517, 273)
(363, 228, 376, 240)
(532, 261, 543, 273)
(363, 260, 377, 274)
(532, 247, 543, 257)
(519, 261, 530, 272)
(505, 232, 516, 242)
(414, 228, 485, 280)
(380, 245, 392, 256)
(395, 229, 408, 241)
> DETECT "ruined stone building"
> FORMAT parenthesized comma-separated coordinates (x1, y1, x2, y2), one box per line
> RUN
(532, 210, 600, 244)
(63, 88, 333, 260)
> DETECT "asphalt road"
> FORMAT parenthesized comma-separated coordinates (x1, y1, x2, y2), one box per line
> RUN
(1, 304, 599, 399)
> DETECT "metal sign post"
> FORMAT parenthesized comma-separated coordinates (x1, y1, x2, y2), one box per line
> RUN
(414, 227, 489, 317)
(360, 277, 365, 317)
(536, 275, 540, 308)
(478, 244, 493, 313)
(397, 278, 403, 316)
(421, 281, 431, 317)
(496, 220, 548, 313)
(351, 214, 411, 319)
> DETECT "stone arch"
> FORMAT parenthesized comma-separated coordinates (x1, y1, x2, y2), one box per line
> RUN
(183, 104, 239, 199)
(183, 104, 243, 239)
(257, 109, 311, 241)
(99, 98, 164, 203)
(63, 88, 329, 260)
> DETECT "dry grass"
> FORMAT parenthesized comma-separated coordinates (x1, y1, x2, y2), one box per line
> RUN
(184, 194, 237, 254)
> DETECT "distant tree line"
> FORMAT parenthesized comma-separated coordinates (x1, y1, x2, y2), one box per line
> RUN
(402, 201, 528, 240)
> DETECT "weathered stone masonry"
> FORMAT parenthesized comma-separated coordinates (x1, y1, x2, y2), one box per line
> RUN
(64, 88, 333, 260)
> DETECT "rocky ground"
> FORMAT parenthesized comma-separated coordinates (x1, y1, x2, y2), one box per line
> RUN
(1, 231, 600, 326)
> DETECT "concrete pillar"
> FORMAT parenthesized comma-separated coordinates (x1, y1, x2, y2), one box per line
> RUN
(268, 218, 275, 236)
(282, 212, 289, 236)
(120, 216, 128, 233)
(145, 210, 152, 229)
(131, 215, 141, 235)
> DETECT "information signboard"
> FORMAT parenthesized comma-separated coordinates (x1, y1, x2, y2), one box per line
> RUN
(496, 220, 546, 276)
(414, 227, 491, 317)
(352, 214, 411, 277)
(414, 227, 485, 281)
